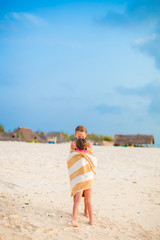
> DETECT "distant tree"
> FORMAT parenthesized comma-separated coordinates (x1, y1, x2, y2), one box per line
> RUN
(0, 124, 5, 133)
(61, 131, 70, 141)
(70, 134, 76, 142)
(99, 135, 114, 142)
(87, 133, 99, 142)
(87, 133, 114, 143)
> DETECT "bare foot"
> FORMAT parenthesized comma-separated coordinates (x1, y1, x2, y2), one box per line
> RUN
(84, 211, 89, 218)
(89, 219, 94, 226)
(71, 220, 80, 227)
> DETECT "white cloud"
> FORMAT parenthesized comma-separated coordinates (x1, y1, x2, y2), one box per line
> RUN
(10, 12, 21, 21)
(134, 34, 157, 46)
(5, 12, 48, 27)
(21, 13, 47, 26)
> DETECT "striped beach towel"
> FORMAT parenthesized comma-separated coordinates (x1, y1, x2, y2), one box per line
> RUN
(67, 150, 97, 197)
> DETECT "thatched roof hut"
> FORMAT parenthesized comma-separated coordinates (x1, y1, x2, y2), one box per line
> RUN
(13, 127, 37, 142)
(36, 131, 48, 143)
(114, 134, 155, 146)
(48, 132, 68, 143)
(0, 132, 13, 141)
(0, 132, 23, 141)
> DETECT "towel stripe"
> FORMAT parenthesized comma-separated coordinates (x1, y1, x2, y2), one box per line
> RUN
(71, 171, 94, 189)
(69, 163, 91, 181)
(68, 158, 88, 175)
(67, 151, 97, 197)
(79, 152, 96, 175)
(71, 179, 94, 197)
(68, 152, 96, 174)
(67, 154, 82, 169)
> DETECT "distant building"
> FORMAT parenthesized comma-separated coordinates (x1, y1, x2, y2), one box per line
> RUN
(114, 134, 155, 147)
(37, 131, 48, 143)
(13, 127, 47, 143)
(47, 132, 68, 143)
(0, 131, 25, 141)
(47, 136, 57, 144)
(37, 131, 57, 144)
(13, 127, 37, 142)
(0, 132, 14, 141)
(0, 128, 69, 144)
(0, 128, 48, 143)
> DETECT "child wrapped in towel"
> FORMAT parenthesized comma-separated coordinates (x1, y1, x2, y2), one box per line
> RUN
(67, 138, 97, 226)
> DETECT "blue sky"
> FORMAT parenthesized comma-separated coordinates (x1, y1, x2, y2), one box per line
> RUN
(0, 0, 160, 144)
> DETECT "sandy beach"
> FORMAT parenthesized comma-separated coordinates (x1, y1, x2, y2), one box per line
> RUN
(0, 141, 160, 240)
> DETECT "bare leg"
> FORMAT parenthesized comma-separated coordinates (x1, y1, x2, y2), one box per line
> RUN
(88, 201, 93, 225)
(84, 191, 89, 217)
(74, 194, 79, 215)
(84, 200, 89, 217)
(71, 191, 83, 227)
(84, 189, 94, 225)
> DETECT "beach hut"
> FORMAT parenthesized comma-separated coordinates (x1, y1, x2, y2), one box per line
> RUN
(36, 131, 57, 143)
(36, 131, 48, 143)
(47, 132, 68, 143)
(0, 132, 13, 141)
(0, 132, 23, 141)
(13, 127, 37, 142)
(114, 134, 155, 147)
(35, 131, 57, 143)
(47, 136, 57, 144)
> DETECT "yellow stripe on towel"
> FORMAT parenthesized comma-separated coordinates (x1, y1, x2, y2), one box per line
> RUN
(77, 151, 96, 175)
(67, 154, 82, 169)
(67, 151, 97, 197)
(69, 164, 91, 181)
(71, 179, 94, 197)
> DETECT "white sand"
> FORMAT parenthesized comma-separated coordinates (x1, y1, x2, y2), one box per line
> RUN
(0, 141, 160, 240)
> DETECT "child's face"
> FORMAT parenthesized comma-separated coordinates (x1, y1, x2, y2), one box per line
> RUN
(75, 131, 87, 139)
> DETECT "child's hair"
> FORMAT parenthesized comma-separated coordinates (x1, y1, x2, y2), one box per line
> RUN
(75, 125, 87, 133)
(76, 138, 87, 150)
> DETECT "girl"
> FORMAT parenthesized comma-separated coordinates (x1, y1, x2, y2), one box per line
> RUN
(71, 125, 93, 152)
(75, 138, 88, 153)
(70, 126, 94, 226)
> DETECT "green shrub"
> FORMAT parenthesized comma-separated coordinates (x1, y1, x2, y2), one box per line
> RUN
(0, 124, 5, 133)
(70, 134, 76, 141)
(87, 134, 99, 142)
(16, 134, 24, 139)
(100, 135, 114, 142)
(61, 131, 70, 141)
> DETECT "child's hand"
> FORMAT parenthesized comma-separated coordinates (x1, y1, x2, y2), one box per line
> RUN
(87, 147, 93, 155)
(87, 142, 93, 150)
(71, 142, 76, 150)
